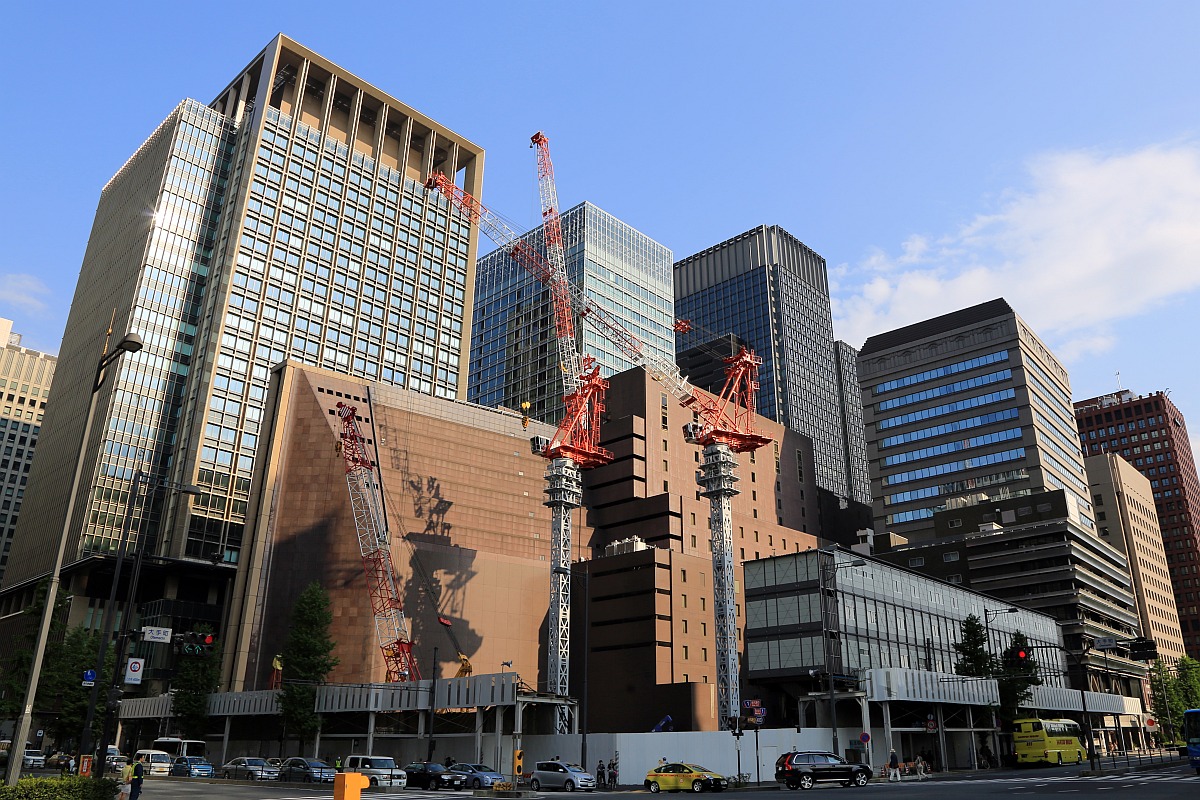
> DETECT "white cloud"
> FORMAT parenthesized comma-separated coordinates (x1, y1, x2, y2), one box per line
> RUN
(833, 143, 1200, 351)
(0, 273, 51, 315)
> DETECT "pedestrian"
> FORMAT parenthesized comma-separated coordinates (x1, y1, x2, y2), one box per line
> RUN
(597, 760, 606, 786)
(914, 754, 926, 781)
(335, 755, 343, 770)
(658, 756, 667, 767)
(608, 759, 618, 789)
(128, 754, 146, 800)
(887, 749, 900, 783)
(68, 756, 76, 776)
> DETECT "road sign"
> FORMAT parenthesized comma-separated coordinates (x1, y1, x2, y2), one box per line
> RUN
(743, 699, 762, 708)
(81, 680, 95, 687)
(82, 668, 97, 682)
(860, 732, 871, 744)
(141, 625, 172, 643)
(124, 658, 145, 685)
(1094, 636, 1118, 650)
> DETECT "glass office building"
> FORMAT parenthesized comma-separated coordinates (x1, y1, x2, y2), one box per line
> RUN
(674, 225, 870, 506)
(468, 202, 674, 423)
(744, 547, 1065, 682)
(2, 36, 483, 618)
(857, 299, 1094, 541)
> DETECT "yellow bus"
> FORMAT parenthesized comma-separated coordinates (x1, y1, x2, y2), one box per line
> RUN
(1012, 718, 1087, 766)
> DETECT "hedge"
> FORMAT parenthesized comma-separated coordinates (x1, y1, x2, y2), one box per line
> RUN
(0, 776, 120, 799)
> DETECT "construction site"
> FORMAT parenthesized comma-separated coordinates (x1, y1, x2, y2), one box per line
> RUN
(117, 135, 820, 765)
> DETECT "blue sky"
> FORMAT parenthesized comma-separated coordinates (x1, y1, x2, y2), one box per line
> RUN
(3, 1, 1200, 446)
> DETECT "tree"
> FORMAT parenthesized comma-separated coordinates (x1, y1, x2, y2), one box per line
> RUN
(171, 626, 222, 740)
(0, 581, 70, 726)
(277, 582, 339, 751)
(39, 625, 113, 749)
(996, 633, 1041, 723)
(953, 614, 996, 678)
(1148, 659, 1182, 743)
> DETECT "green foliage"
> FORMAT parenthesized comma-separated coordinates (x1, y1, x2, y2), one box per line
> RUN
(0, 582, 72, 725)
(0, 775, 119, 800)
(1150, 656, 1200, 740)
(39, 626, 112, 749)
(953, 614, 996, 678)
(996, 633, 1041, 723)
(172, 625, 222, 739)
(277, 582, 339, 749)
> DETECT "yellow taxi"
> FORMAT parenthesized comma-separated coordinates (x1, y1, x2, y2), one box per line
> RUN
(644, 762, 728, 793)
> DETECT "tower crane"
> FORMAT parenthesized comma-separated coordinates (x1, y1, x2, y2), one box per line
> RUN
(427, 149, 770, 729)
(336, 402, 421, 682)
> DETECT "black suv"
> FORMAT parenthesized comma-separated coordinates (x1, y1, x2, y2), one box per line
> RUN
(775, 751, 871, 790)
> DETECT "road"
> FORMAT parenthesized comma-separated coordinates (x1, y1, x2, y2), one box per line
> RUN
(120, 764, 1198, 800)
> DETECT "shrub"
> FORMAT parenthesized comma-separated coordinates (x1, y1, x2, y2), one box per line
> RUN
(0, 775, 120, 799)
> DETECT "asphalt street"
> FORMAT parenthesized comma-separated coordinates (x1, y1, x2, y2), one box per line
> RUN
(102, 763, 1198, 800)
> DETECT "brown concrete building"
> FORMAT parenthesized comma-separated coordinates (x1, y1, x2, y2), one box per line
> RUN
(1074, 390, 1200, 657)
(1085, 453, 1186, 663)
(228, 361, 819, 730)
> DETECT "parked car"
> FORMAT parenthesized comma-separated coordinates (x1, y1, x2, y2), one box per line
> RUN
(775, 751, 871, 790)
(401, 762, 468, 790)
(171, 756, 214, 778)
(451, 762, 507, 789)
(644, 763, 728, 793)
(278, 757, 336, 783)
(343, 754, 406, 787)
(530, 761, 596, 792)
(22, 750, 45, 769)
(221, 756, 280, 781)
(134, 749, 174, 777)
(266, 757, 283, 767)
(46, 753, 71, 770)
(106, 755, 129, 772)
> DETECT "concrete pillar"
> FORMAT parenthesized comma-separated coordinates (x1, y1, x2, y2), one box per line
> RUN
(935, 704, 948, 771)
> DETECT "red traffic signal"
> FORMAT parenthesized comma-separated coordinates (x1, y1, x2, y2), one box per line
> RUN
(1016, 650, 1027, 660)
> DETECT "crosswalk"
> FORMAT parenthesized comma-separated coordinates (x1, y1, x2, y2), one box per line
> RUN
(934, 772, 1198, 785)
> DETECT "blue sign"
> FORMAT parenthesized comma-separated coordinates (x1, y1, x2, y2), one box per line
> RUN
(82, 669, 97, 682)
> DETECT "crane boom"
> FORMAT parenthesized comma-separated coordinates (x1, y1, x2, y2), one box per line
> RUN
(425, 172, 771, 453)
(336, 402, 420, 682)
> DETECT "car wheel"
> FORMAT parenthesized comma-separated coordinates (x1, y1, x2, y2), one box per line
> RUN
(692, 780, 705, 793)
(566, 779, 576, 791)
(223, 771, 230, 779)
(852, 772, 869, 787)
(1057, 753, 1063, 766)
(1076, 753, 1083, 765)
(370, 778, 378, 786)
(531, 779, 541, 791)
(785, 777, 800, 790)
(474, 778, 483, 789)
(799, 774, 815, 790)
(648, 781, 661, 793)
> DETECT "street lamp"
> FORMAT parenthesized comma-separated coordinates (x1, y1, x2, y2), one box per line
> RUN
(983, 608, 1019, 664)
(553, 564, 589, 771)
(5, 331, 141, 786)
(818, 549, 865, 759)
(501, 660, 513, 675)
(88, 472, 202, 778)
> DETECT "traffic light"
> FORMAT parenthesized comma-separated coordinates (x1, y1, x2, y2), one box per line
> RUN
(1004, 647, 1032, 674)
(512, 749, 524, 777)
(173, 631, 216, 656)
(1127, 637, 1159, 662)
(105, 687, 123, 712)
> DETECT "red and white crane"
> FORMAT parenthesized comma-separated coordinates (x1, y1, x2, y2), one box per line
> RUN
(336, 402, 420, 682)
(427, 141, 770, 728)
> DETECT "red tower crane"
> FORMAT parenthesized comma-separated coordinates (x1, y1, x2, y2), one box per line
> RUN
(336, 402, 420, 682)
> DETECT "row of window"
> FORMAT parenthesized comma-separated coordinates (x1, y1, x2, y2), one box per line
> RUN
(883, 447, 1027, 486)
(878, 407, 1021, 450)
(872, 349, 1009, 395)
(876, 389, 1016, 430)
(883, 427, 1023, 467)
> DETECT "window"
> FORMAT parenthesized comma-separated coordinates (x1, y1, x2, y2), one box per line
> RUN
(947, 574, 962, 584)
(947, 519, 962, 528)
(908, 557, 925, 567)
(943, 551, 960, 562)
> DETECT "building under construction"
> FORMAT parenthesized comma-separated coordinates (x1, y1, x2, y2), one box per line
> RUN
(223, 360, 819, 731)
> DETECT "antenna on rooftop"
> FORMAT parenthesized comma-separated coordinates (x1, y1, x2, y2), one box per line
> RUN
(1115, 370, 1123, 391)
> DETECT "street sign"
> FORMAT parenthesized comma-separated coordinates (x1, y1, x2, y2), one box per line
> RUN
(82, 681, 95, 688)
(141, 625, 172, 643)
(743, 699, 762, 708)
(860, 732, 871, 744)
(82, 668, 97, 682)
(1094, 636, 1118, 650)
(124, 658, 145, 685)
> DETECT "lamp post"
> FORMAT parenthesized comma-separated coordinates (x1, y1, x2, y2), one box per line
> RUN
(818, 549, 865, 759)
(553, 564, 589, 770)
(5, 331, 142, 786)
(90, 473, 202, 778)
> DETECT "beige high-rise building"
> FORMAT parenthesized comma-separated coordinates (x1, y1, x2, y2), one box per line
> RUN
(1086, 453, 1186, 663)
(0, 319, 55, 581)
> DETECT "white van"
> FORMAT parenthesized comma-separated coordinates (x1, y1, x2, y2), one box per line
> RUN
(343, 755, 406, 787)
(134, 749, 173, 776)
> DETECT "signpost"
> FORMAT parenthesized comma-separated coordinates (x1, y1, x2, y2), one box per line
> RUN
(124, 658, 145, 685)
(141, 626, 172, 643)
(81, 668, 97, 688)
(1094, 636, 1118, 650)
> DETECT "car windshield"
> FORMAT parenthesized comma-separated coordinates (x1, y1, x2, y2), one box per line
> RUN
(566, 764, 586, 773)
(305, 760, 329, 767)
(245, 758, 266, 766)
(368, 757, 397, 768)
(469, 764, 496, 772)
(688, 765, 714, 772)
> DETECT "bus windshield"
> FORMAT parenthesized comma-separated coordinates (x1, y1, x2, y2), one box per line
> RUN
(151, 738, 205, 759)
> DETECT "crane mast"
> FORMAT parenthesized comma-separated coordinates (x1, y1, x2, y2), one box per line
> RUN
(336, 402, 420, 682)
(426, 150, 770, 730)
